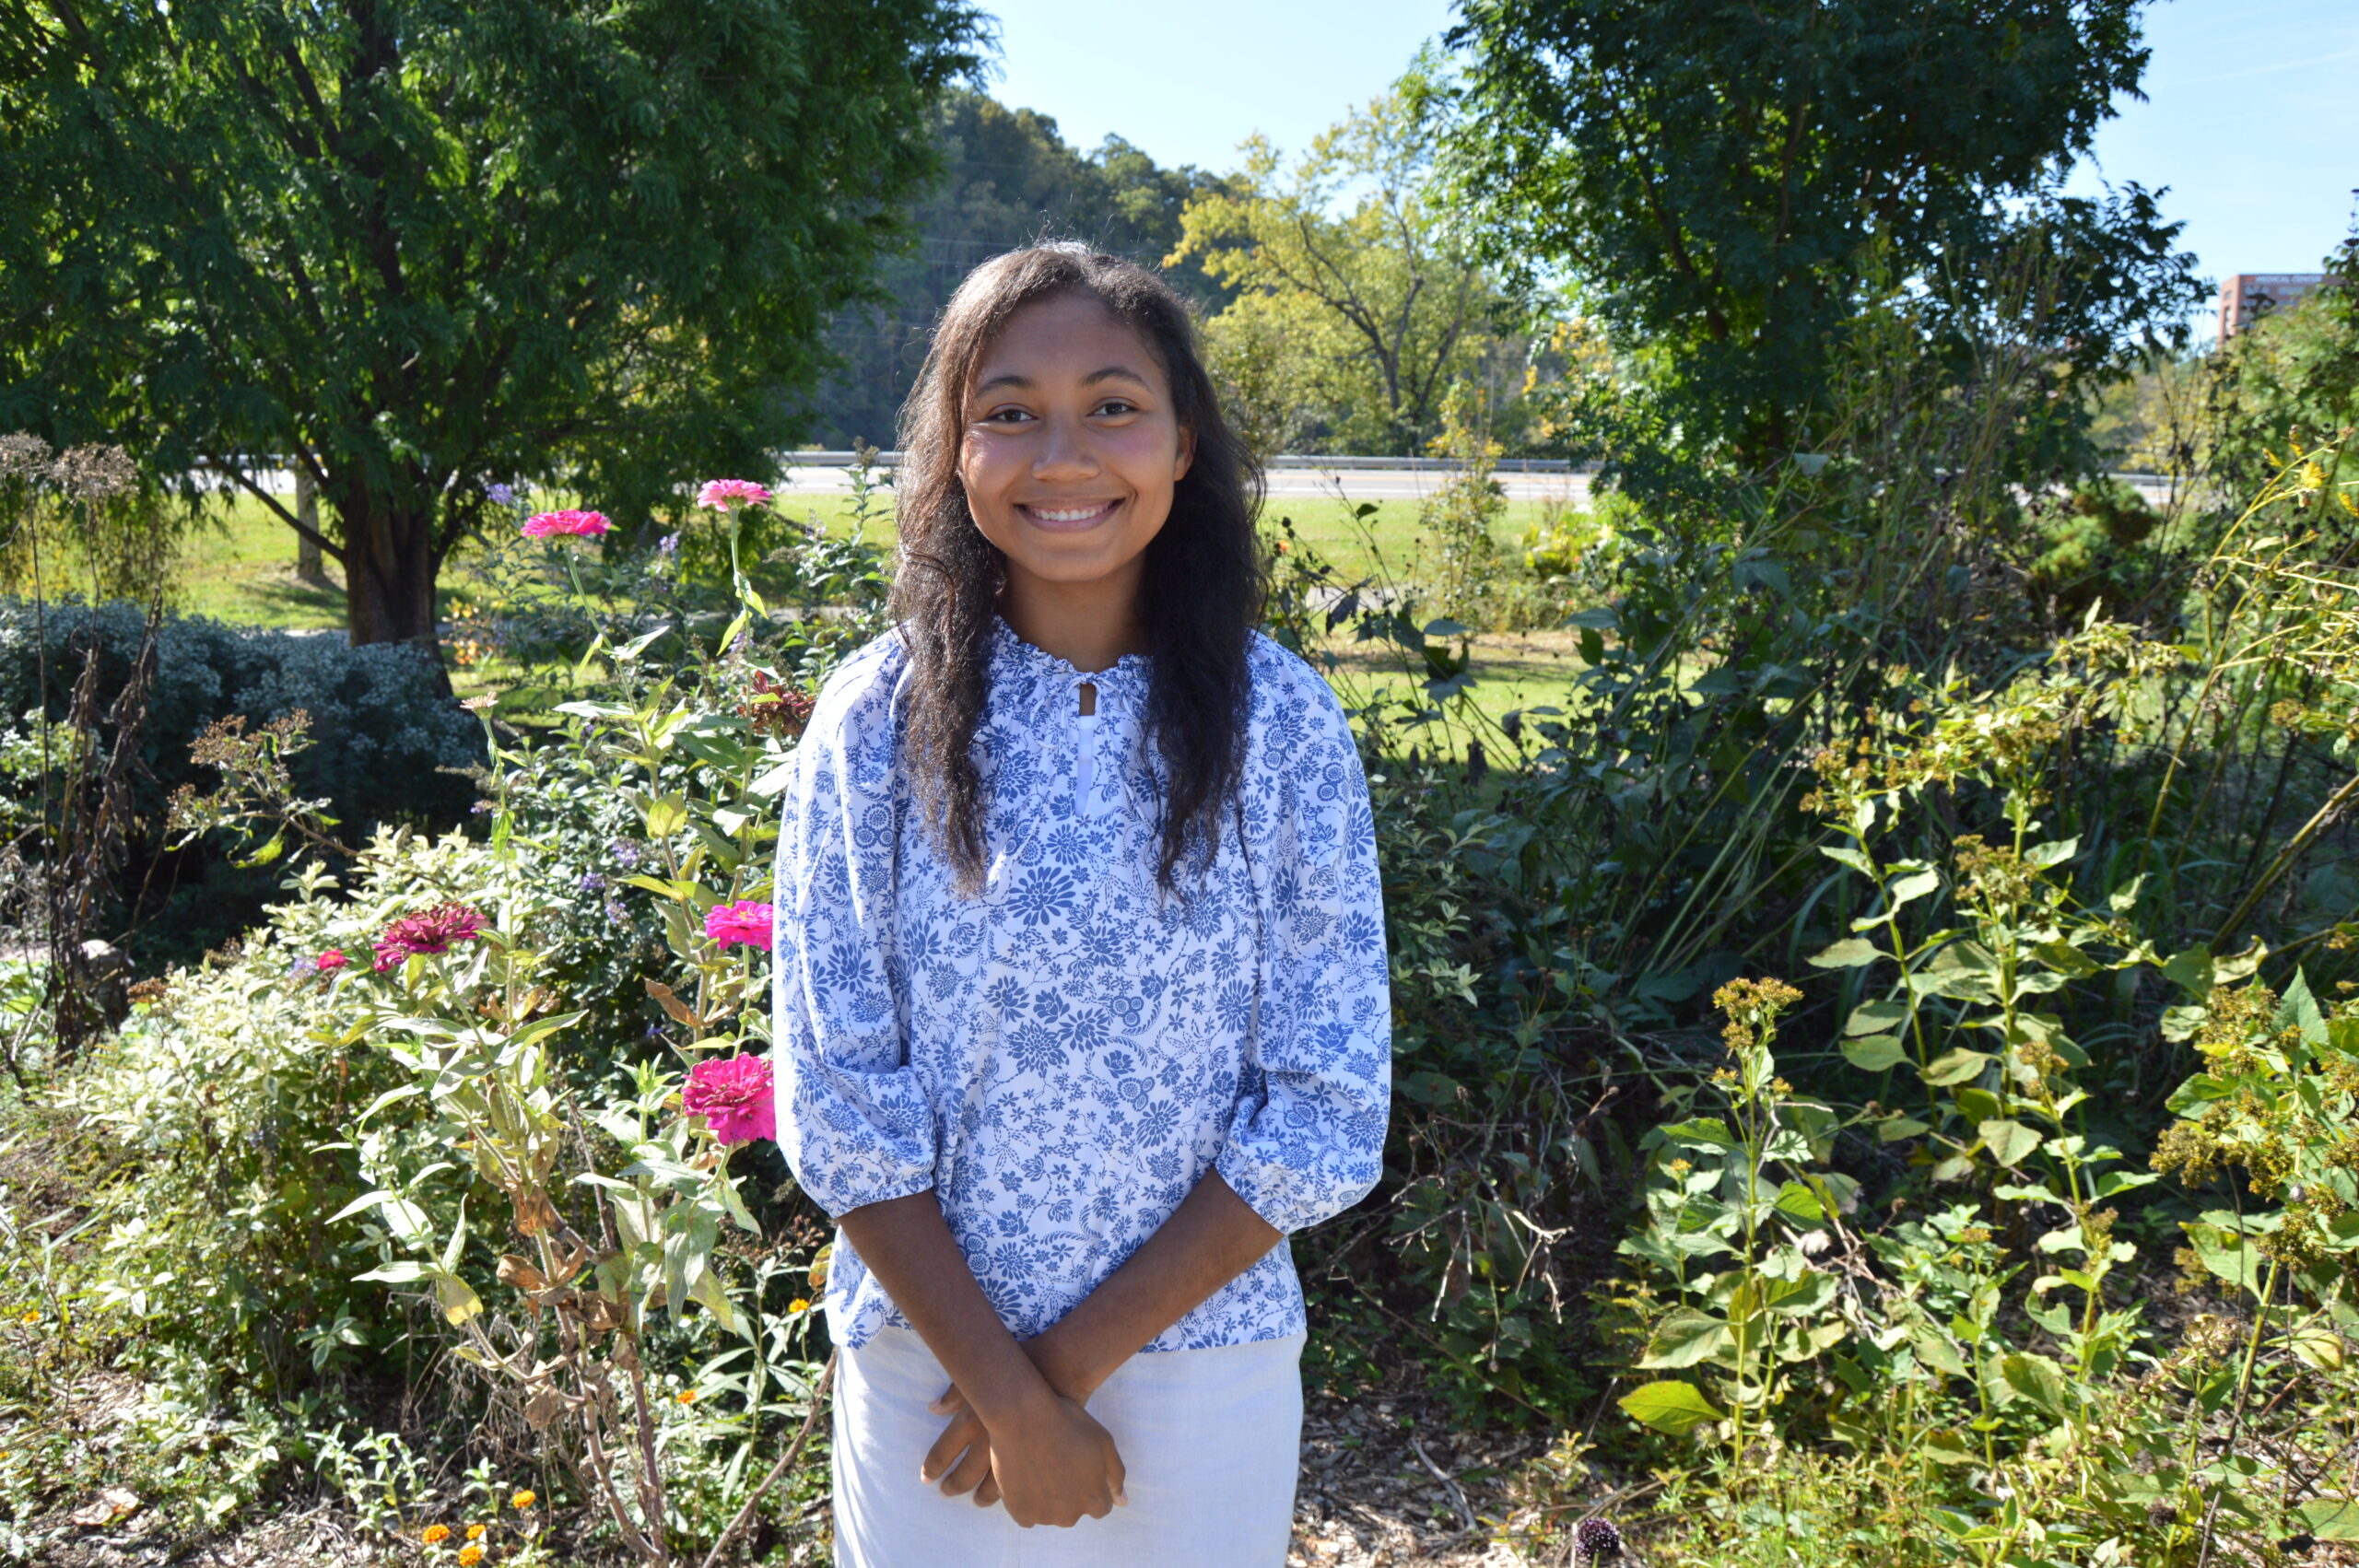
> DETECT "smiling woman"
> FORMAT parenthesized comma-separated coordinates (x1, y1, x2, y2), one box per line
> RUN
(769, 244, 1391, 1567)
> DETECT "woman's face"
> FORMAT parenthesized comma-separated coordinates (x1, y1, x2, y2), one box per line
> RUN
(960, 291, 1194, 602)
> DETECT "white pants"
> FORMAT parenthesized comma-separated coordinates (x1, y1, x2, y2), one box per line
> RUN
(832, 1326, 1305, 1567)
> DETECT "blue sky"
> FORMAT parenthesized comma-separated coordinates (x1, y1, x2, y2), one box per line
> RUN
(982, 0, 2357, 305)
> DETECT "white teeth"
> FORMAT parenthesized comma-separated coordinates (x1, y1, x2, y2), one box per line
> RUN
(1031, 504, 1109, 522)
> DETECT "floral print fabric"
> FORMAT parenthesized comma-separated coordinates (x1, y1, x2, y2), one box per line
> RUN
(771, 621, 1391, 1351)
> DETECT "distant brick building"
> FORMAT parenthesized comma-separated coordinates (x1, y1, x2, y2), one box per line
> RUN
(2217, 273, 2333, 339)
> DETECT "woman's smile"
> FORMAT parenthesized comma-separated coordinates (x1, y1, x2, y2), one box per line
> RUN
(1018, 499, 1123, 531)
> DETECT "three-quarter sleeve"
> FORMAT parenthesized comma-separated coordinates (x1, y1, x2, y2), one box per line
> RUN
(770, 647, 937, 1218)
(1217, 649, 1391, 1235)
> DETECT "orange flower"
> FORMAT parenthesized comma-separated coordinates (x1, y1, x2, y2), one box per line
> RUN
(422, 1523, 452, 1545)
(510, 1490, 535, 1510)
(788, 1297, 811, 1314)
(676, 1387, 698, 1405)
(458, 1546, 485, 1567)
(466, 1524, 487, 1540)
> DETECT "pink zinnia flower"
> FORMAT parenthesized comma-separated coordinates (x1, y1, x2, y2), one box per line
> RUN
(315, 948, 349, 973)
(696, 479, 772, 512)
(522, 509, 611, 538)
(683, 1053, 776, 1145)
(372, 903, 488, 970)
(704, 900, 774, 950)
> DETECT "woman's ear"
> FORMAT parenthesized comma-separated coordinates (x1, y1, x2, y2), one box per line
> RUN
(1174, 424, 1196, 484)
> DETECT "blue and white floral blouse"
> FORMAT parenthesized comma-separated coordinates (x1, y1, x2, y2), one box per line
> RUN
(770, 620, 1391, 1352)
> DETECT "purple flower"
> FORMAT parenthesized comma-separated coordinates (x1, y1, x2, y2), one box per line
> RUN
(658, 532, 680, 556)
(372, 904, 487, 971)
(1574, 1518, 1625, 1563)
(578, 871, 608, 894)
(483, 481, 518, 507)
(609, 839, 641, 868)
(604, 898, 628, 925)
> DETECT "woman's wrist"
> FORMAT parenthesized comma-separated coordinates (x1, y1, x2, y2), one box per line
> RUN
(1024, 1317, 1131, 1403)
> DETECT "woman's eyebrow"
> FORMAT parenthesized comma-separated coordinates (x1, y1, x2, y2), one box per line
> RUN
(1082, 365, 1152, 388)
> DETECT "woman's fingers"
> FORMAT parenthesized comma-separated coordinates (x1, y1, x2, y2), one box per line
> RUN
(975, 1467, 1002, 1508)
(1107, 1432, 1128, 1507)
(942, 1428, 994, 1498)
(921, 1409, 984, 1489)
(928, 1380, 968, 1417)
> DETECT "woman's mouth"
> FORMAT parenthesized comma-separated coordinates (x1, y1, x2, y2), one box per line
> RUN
(1017, 499, 1120, 532)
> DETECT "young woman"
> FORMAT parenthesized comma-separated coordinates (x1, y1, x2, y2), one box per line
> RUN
(771, 243, 1391, 1566)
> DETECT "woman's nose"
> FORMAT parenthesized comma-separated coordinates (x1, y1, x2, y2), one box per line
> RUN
(1032, 414, 1101, 482)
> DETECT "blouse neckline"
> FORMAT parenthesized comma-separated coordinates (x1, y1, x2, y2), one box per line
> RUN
(988, 616, 1152, 690)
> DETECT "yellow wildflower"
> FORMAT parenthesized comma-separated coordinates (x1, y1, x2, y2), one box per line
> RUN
(511, 1491, 535, 1510)
(422, 1524, 452, 1545)
(16, 1309, 35, 1326)
(789, 1297, 811, 1314)
(459, 1546, 486, 1567)
(466, 1524, 487, 1540)
(676, 1387, 698, 1405)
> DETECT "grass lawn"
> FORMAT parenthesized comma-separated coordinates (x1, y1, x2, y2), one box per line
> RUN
(144, 486, 1603, 741)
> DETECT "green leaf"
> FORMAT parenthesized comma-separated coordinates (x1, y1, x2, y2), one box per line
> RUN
(1888, 868, 1941, 907)
(1998, 1352, 2070, 1417)
(1659, 1117, 1738, 1150)
(1922, 1428, 1978, 1465)
(2107, 874, 2146, 914)
(1911, 1323, 1968, 1378)
(2025, 837, 2079, 869)
(1637, 1307, 1732, 1369)
(1809, 937, 1882, 969)
(1771, 1181, 1825, 1225)
(1617, 1380, 1723, 1434)
(643, 795, 688, 840)
(1843, 1033, 1907, 1071)
(2277, 968, 2329, 1047)
(1978, 1118, 2042, 1168)
(1818, 845, 1876, 877)
(433, 1270, 485, 1328)
(1845, 1000, 1909, 1036)
(355, 1260, 431, 1284)
(2299, 1499, 2359, 1540)
(1921, 1049, 1991, 1086)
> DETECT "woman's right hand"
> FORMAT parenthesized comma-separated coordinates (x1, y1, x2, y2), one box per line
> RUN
(979, 1386, 1127, 1527)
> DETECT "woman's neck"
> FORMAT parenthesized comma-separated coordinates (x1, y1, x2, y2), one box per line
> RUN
(999, 559, 1147, 675)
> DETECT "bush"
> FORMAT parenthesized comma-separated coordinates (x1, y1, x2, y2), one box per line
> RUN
(0, 600, 483, 960)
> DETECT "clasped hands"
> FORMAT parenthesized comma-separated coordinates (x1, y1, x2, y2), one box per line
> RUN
(918, 1329, 1128, 1528)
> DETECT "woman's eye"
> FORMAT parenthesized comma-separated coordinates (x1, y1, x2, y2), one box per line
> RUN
(1095, 399, 1139, 417)
(981, 406, 1035, 425)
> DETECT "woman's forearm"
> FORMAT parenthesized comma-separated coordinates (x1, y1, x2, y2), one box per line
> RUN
(1027, 1168, 1281, 1399)
(836, 1190, 1057, 1425)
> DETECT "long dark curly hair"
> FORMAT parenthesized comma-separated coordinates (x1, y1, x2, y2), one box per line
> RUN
(889, 243, 1265, 895)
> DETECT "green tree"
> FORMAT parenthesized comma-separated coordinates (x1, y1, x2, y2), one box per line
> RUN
(1172, 88, 1524, 456)
(0, 0, 980, 650)
(1445, 0, 2203, 475)
(809, 90, 1236, 447)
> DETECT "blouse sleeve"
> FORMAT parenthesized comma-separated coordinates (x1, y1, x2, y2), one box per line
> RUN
(1217, 651, 1391, 1235)
(770, 650, 937, 1219)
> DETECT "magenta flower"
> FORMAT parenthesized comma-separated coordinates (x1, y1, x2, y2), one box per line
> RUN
(315, 948, 349, 974)
(372, 903, 488, 971)
(704, 900, 774, 950)
(696, 479, 772, 512)
(683, 1053, 776, 1145)
(522, 509, 611, 538)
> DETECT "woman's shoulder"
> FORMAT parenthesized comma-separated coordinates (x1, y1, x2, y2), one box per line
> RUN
(1243, 631, 1351, 738)
(803, 629, 910, 756)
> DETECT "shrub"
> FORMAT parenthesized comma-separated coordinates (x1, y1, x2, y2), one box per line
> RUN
(0, 600, 483, 959)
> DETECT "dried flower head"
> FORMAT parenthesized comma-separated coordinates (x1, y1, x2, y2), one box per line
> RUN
(1575, 1516, 1625, 1562)
(53, 443, 137, 500)
(740, 671, 816, 738)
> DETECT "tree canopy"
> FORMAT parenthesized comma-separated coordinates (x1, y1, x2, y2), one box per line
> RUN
(0, 0, 981, 649)
(1445, 0, 2205, 476)
(1172, 89, 1527, 457)
(807, 89, 1237, 448)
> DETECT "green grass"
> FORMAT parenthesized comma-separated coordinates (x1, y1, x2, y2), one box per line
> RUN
(148, 487, 1601, 737)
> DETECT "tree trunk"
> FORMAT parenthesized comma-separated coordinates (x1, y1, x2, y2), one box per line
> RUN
(340, 492, 446, 669)
(294, 468, 326, 584)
